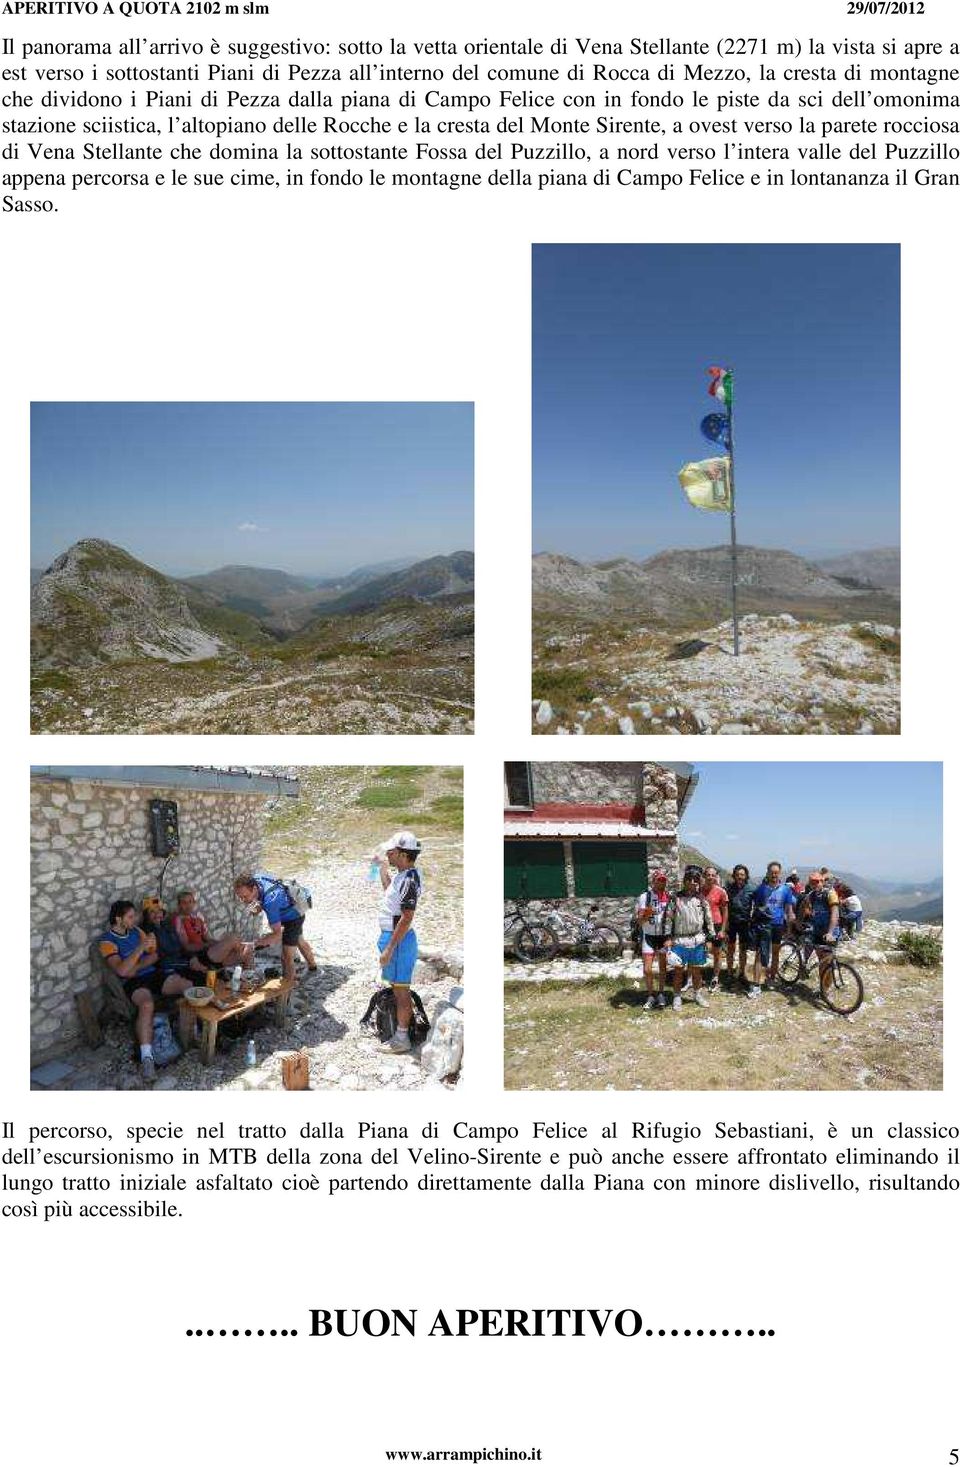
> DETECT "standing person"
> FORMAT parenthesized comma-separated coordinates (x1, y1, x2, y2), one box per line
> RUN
(664, 866, 714, 1011)
(796, 871, 843, 990)
(702, 866, 728, 990)
(725, 864, 754, 987)
(371, 831, 423, 1053)
(633, 869, 671, 1011)
(233, 873, 317, 985)
(748, 860, 797, 997)
(98, 899, 193, 1083)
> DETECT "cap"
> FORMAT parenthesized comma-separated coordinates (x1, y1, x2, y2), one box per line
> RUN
(142, 895, 163, 912)
(387, 830, 422, 852)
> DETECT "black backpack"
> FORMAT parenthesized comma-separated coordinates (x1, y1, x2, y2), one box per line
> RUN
(360, 987, 430, 1047)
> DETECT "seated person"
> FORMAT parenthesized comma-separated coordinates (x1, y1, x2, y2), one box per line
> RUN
(98, 899, 193, 1085)
(141, 897, 190, 976)
(169, 889, 253, 977)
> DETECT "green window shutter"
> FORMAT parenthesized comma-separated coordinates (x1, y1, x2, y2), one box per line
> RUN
(504, 842, 566, 900)
(572, 841, 649, 897)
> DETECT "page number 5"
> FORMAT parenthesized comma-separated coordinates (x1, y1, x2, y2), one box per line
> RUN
(949, 1451, 958, 1464)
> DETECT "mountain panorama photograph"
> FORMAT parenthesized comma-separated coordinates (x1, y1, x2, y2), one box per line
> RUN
(531, 243, 901, 737)
(30, 402, 475, 734)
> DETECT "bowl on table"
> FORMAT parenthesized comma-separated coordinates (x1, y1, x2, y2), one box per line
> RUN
(183, 986, 215, 1008)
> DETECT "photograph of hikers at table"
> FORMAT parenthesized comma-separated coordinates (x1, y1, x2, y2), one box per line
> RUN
(30, 765, 464, 1093)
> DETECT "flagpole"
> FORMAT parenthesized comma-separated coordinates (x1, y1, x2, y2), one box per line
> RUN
(726, 375, 740, 657)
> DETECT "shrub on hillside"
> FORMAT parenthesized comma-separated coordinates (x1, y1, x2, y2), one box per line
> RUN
(895, 931, 942, 968)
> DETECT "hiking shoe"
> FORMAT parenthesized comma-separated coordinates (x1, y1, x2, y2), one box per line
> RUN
(748, 985, 761, 999)
(656, 993, 667, 1009)
(140, 1056, 157, 1084)
(693, 991, 709, 1009)
(643, 995, 656, 1011)
(306, 966, 319, 975)
(672, 995, 683, 1012)
(708, 979, 720, 992)
(681, 977, 693, 992)
(383, 1032, 412, 1053)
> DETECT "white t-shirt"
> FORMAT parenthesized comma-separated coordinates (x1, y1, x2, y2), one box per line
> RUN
(378, 867, 422, 929)
(843, 894, 862, 913)
(636, 889, 670, 937)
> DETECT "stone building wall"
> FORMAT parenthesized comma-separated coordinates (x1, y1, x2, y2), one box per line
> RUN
(30, 777, 270, 1062)
(504, 763, 684, 943)
(529, 762, 646, 806)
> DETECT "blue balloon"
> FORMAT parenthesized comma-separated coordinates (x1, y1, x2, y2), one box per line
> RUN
(700, 412, 730, 449)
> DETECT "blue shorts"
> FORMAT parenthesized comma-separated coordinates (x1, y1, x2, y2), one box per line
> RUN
(377, 928, 418, 986)
(672, 941, 707, 968)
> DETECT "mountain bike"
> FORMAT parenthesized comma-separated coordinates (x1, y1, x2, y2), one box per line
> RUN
(777, 932, 864, 1014)
(541, 902, 625, 961)
(504, 904, 558, 963)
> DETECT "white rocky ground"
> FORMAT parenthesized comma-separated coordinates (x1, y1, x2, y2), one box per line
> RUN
(41, 841, 464, 1093)
(504, 919, 942, 1091)
(33, 665, 474, 736)
(533, 615, 900, 735)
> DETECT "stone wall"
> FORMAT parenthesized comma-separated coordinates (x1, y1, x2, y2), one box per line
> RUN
(30, 777, 271, 1062)
(530, 762, 646, 805)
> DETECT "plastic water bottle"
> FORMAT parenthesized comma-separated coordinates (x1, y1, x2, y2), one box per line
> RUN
(367, 860, 380, 883)
(245, 1037, 257, 1068)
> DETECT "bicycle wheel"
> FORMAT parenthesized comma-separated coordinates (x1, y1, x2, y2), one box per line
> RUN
(777, 940, 805, 988)
(513, 924, 558, 964)
(582, 925, 624, 961)
(820, 959, 864, 1015)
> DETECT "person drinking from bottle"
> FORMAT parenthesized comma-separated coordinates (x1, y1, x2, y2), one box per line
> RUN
(370, 831, 422, 1053)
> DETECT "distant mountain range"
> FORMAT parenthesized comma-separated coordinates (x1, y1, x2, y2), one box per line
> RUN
(32, 540, 473, 658)
(180, 556, 425, 632)
(814, 548, 900, 593)
(534, 545, 899, 626)
(30, 539, 474, 734)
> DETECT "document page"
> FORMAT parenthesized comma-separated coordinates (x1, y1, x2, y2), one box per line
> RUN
(5, 0, 953, 1463)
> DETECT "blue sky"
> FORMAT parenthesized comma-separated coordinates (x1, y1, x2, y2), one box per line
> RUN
(533, 244, 900, 561)
(31, 402, 474, 576)
(681, 763, 940, 884)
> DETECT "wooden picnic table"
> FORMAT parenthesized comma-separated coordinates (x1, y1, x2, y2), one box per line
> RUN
(178, 975, 296, 1064)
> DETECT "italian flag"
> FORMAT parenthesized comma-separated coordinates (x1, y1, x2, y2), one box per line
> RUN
(707, 367, 733, 407)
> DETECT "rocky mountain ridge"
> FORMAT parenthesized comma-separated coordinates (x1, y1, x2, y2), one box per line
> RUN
(533, 545, 897, 626)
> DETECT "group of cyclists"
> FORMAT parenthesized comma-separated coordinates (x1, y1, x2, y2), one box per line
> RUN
(631, 860, 863, 1011)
